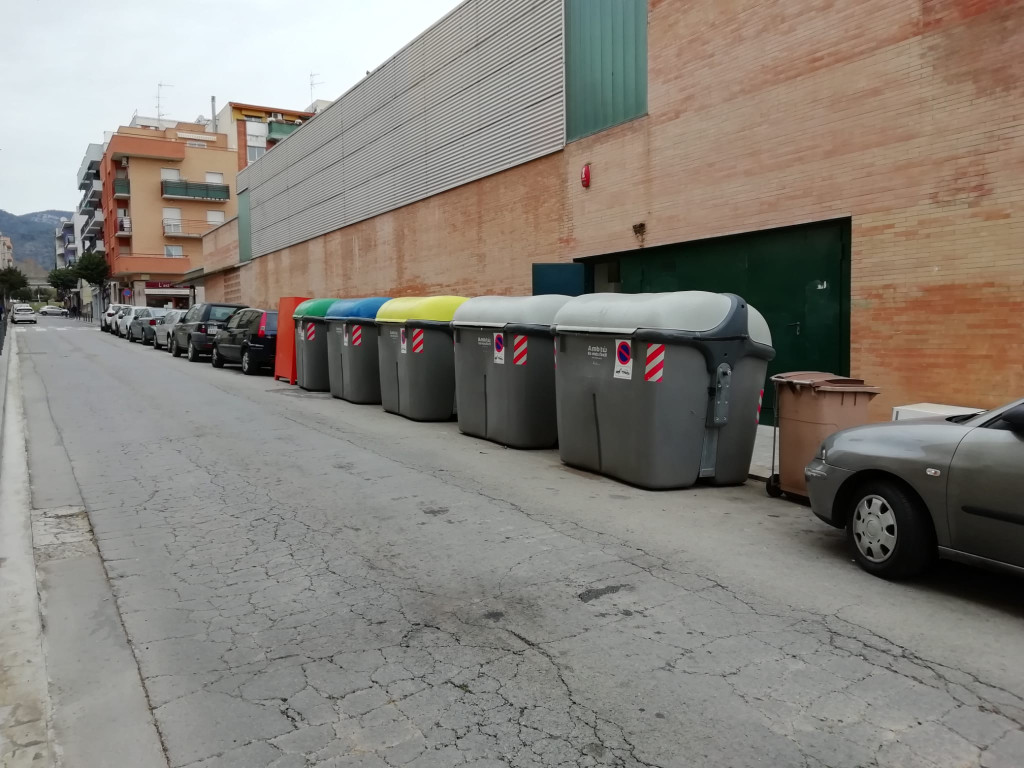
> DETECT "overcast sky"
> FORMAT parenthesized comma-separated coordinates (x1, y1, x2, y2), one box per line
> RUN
(0, 0, 463, 215)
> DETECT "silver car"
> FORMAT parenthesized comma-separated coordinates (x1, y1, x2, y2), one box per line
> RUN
(152, 309, 185, 351)
(806, 398, 1024, 579)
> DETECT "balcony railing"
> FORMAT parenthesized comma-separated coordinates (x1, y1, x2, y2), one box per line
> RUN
(84, 210, 105, 235)
(267, 121, 300, 142)
(113, 179, 131, 198)
(162, 218, 216, 238)
(161, 180, 230, 201)
(115, 217, 132, 237)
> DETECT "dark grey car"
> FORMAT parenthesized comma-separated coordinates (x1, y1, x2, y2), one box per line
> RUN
(170, 303, 246, 362)
(805, 397, 1024, 579)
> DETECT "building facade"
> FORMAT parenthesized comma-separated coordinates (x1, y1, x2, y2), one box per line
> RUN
(0, 235, 13, 269)
(207, 0, 1024, 420)
(94, 119, 238, 308)
(212, 102, 315, 172)
(54, 218, 76, 269)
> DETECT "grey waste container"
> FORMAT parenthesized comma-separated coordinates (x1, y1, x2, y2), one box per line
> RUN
(452, 295, 571, 448)
(292, 298, 338, 392)
(552, 292, 775, 489)
(376, 296, 468, 421)
(325, 297, 391, 404)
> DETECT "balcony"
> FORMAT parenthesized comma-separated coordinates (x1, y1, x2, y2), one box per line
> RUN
(84, 210, 105, 236)
(77, 142, 104, 190)
(113, 179, 131, 198)
(115, 217, 132, 237)
(163, 218, 216, 239)
(112, 254, 193, 279)
(161, 180, 230, 201)
(267, 121, 300, 142)
(90, 239, 107, 255)
(78, 178, 102, 214)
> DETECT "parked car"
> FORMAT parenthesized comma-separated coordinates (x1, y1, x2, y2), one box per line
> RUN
(211, 309, 277, 375)
(101, 304, 126, 332)
(170, 303, 247, 361)
(38, 305, 69, 317)
(806, 397, 1024, 580)
(128, 308, 170, 344)
(116, 306, 146, 338)
(153, 309, 185, 351)
(11, 304, 37, 324)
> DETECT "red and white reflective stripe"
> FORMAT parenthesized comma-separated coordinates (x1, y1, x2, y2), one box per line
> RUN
(411, 328, 425, 353)
(352, 325, 363, 346)
(645, 343, 665, 382)
(305, 323, 316, 341)
(513, 334, 528, 365)
(756, 389, 764, 423)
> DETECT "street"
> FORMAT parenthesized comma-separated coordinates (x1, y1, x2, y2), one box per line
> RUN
(3, 316, 1024, 768)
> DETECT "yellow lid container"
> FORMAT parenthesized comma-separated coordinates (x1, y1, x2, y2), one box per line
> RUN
(376, 296, 469, 324)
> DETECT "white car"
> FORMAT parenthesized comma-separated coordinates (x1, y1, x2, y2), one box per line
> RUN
(39, 305, 69, 317)
(102, 304, 127, 332)
(116, 306, 145, 338)
(152, 309, 185, 350)
(10, 304, 37, 324)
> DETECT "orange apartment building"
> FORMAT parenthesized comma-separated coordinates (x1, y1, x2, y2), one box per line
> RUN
(212, 102, 315, 171)
(96, 121, 238, 308)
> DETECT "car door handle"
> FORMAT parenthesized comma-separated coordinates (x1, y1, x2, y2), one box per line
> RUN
(788, 322, 801, 336)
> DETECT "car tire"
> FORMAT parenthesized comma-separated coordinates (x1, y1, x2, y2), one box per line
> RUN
(241, 349, 257, 376)
(171, 336, 182, 358)
(128, 329, 137, 343)
(211, 346, 224, 368)
(844, 478, 935, 580)
(187, 339, 200, 362)
(153, 335, 162, 350)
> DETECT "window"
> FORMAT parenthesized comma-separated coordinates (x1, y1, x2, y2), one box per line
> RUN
(226, 311, 245, 329)
(164, 245, 184, 258)
(183, 307, 199, 322)
(205, 172, 224, 184)
(244, 115, 263, 122)
(115, 169, 128, 180)
(160, 168, 181, 181)
(247, 146, 266, 163)
(163, 207, 182, 232)
(206, 210, 225, 226)
(208, 306, 238, 322)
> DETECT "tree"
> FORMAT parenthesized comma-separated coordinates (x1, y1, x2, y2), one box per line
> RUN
(48, 267, 79, 295)
(73, 251, 110, 287)
(0, 265, 28, 303)
(13, 287, 34, 302)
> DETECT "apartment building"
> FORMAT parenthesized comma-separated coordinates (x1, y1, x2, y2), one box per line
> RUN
(91, 118, 237, 308)
(0, 235, 13, 269)
(211, 102, 314, 171)
(54, 218, 76, 268)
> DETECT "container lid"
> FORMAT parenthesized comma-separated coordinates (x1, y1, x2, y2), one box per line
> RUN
(552, 291, 772, 344)
(452, 295, 573, 328)
(770, 371, 880, 393)
(376, 296, 468, 324)
(293, 298, 342, 319)
(325, 297, 391, 321)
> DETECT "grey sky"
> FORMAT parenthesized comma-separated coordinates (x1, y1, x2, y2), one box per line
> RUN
(0, 0, 463, 215)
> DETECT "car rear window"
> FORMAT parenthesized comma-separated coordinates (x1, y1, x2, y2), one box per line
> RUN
(208, 305, 241, 322)
(149, 308, 169, 316)
(14, 307, 32, 313)
(264, 312, 278, 332)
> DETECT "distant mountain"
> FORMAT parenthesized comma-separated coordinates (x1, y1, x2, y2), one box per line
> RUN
(0, 208, 73, 275)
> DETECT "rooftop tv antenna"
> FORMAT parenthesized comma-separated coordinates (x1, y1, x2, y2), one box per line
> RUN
(156, 81, 174, 121)
(309, 72, 324, 103)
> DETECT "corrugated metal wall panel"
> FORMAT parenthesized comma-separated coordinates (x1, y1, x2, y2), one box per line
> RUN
(244, 0, 564, 259)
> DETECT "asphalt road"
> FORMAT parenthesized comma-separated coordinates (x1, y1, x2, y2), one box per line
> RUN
(11, 316, 1024, 768)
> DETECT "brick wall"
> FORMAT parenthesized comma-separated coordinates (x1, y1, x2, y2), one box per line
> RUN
(238, 0, 1024, 417)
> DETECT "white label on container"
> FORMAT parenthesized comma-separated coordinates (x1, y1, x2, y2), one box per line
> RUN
(613, 339, 633, 380)
(493, 332, 505, 364)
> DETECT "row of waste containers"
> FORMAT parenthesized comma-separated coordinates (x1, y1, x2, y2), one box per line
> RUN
(290, 292, 775, 491)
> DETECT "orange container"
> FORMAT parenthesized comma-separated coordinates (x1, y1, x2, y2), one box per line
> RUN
(769, 372, 879, 497)
(274, 296, 309, 385)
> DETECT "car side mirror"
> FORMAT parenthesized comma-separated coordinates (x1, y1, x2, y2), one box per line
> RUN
(1000, 404, 1024, 434)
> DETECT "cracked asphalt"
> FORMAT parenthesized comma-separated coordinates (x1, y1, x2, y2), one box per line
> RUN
(13, 321, 1024, 768)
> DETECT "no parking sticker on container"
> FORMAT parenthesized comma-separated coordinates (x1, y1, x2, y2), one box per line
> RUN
(613, 339, 633, 380)
(493, 332, 505, 364)
(400, 327, 407, 354)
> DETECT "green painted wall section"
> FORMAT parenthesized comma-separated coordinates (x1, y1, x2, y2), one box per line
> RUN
(618, 220, 851, 422)
(565, 0, 648, 142)
(237, 189, 252, 263)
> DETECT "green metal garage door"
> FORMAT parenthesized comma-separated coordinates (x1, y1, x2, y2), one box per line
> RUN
(617, 220, 850, 422)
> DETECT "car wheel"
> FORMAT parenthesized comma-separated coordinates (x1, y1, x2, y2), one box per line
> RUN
(845, 479, 935, 579)
(241, 349, 257, 375)
(211, 346, 224, 368)
(128, 329, 137, 342)
(153, 335, 162, 350)
(171, 336, 182, 358)
(187, 339, 199, 362)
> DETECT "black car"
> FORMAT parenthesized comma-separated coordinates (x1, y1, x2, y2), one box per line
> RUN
(127, 308, 170, 344)
(211, 309, 278, 375)
(170, 302, 246, 362)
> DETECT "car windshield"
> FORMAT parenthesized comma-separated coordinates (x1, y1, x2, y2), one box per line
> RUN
(208, 306, 241, 322)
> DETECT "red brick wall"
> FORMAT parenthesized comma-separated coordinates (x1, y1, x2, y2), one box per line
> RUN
(241, 0, 1024, 417)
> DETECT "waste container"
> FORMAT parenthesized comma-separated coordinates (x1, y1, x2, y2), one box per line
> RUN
(293, 298, 340, 392)
(452, 295, 571, 448)
(376, 296, 468, 421)
(274, 296, 309, 384)
(552, 292, 775, 490)
(767, 372, 879, 498)
(325, 297, 391, 404)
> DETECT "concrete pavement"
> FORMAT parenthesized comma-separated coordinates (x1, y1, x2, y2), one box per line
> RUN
(4, 317, 1024, 767)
